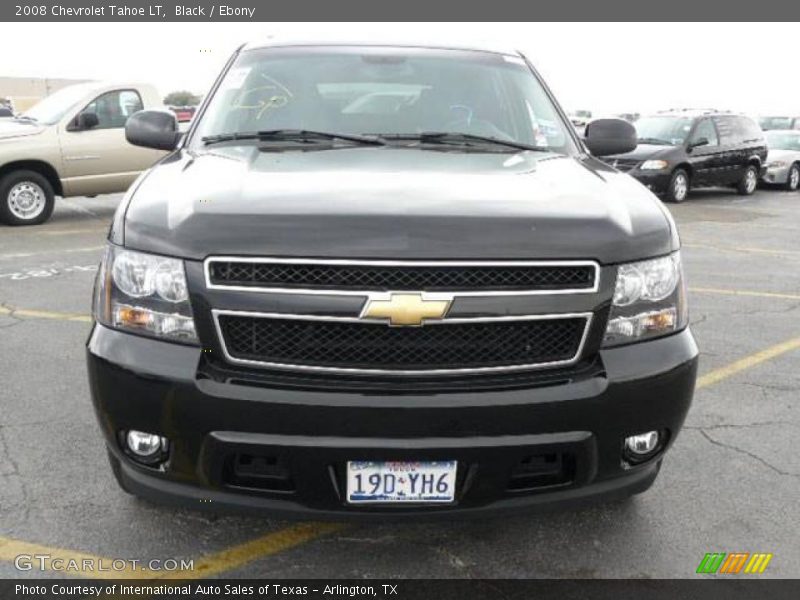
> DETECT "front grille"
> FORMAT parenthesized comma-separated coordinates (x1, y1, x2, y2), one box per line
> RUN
(604, 158, 640, 172)
(217, 314, 587, 373)
(207, 260, 596, 292)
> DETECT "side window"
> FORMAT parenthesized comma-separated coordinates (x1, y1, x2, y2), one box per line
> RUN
(690, 119, 718, 147)
(736, 116, 762, 142)
(713, 116, 737, 145)
(79, 90, 143, 130)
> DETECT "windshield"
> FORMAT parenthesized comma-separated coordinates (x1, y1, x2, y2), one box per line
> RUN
(192, 47, 576, 154)
(766, 131, 800, 151)
(634, 116, 694, 145)
(759, 116, 794, 130)
(21, 83, 97, 125)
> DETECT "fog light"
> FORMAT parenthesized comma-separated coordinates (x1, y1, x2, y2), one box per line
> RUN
(126, 430, 166, 458)
(625, 431, 660, 456)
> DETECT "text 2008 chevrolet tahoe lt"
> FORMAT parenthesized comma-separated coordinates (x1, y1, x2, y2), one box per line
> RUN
(87, 41, 698, 518)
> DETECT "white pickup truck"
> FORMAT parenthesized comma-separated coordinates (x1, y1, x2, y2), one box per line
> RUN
(0, 82, 167, 225)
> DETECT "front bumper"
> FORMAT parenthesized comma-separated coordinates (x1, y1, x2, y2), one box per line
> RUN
(761, 165, 790, 185)
(87, 324, 698, 519)
(626, 170, 672, 195)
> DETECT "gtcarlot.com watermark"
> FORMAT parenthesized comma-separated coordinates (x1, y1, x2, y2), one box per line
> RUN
(14, 553, 194, 573)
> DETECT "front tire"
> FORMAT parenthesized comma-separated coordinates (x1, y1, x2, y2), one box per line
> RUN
(0, 170, 55, 225)
(664, 169, 689, 203)
(737, 165, 759, 196)
(785, 164, 800, 192)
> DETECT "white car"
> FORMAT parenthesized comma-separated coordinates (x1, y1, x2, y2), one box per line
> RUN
(762, 130, 800, 191)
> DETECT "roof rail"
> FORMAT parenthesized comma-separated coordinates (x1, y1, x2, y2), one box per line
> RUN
(655, 108, 733, 116)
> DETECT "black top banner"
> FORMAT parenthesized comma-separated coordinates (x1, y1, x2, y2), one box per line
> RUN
(1, 0, 799, 21)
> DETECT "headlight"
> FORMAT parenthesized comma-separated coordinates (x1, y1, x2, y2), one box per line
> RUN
(602, 252, 688, 347)
(639, 160, 669, 171)
(93, 246, 198, 343)
(767, 160, 787, 169)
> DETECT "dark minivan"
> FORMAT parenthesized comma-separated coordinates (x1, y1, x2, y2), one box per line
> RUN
(87, 40, 698, 518)
(605, 110, 767, 202)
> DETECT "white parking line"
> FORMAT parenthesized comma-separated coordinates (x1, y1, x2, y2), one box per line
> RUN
(0, 264, 98, 281)
(0, 246, 104, 261)
(59, 198, 102, 218)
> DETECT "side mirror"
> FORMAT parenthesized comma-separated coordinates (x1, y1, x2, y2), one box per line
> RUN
(69, 111, 99, 131)
(584, 118, 637, 157)
(0, 107, 13, 118)
(125, 109, 181, 151)
(688, 137, 709, 150)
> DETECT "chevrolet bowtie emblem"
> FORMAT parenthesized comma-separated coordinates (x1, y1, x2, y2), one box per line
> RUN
(361, 293, 452, 326)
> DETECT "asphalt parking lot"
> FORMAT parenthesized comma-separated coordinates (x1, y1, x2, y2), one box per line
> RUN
(1, 188, 798, 579)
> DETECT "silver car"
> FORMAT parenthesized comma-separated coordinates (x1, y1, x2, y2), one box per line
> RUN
(762, 130, 800, 191)
(759, 116, 800, 131)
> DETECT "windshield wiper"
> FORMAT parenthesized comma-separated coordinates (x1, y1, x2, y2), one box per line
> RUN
(14, 115, 37, 123)
(637, 137, 671, 145)
(375, 132, 546, 152)
(201, 129, 385, 146)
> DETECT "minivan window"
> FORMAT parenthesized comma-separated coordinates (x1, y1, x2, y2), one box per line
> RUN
(714, 115, 762, 145)
(689, 119, 718, 147)
(192, 47, 576, 153)
(735, 116, 763, 142)
(634, 116, 693, 145)
(713, 116, 738, 145)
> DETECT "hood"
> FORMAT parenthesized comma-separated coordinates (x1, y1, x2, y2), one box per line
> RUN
(0, 119, 45, 140)
(123, 146, 675, 264)
(606, 143, 677, 162)
(767, 149, 800, 163)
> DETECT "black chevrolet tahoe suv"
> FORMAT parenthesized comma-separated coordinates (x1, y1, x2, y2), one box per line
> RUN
(604, 109, 768, 202)
(87, 41, 698, 518)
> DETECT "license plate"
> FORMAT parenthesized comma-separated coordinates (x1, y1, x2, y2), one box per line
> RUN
(346, 461, 457, 504)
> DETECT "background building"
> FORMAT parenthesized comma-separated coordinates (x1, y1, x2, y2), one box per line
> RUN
(0, 76, 89, 112)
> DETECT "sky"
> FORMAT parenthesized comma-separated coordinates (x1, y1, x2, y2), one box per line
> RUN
(0, 22, 797, 116)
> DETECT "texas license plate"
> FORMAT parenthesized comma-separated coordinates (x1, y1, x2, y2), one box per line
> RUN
(346, 461, 457, 504)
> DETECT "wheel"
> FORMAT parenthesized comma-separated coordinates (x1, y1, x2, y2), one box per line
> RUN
(0, 169, 55, 225)
(785, 163, 800, 192)
(664, 169, 689, 203)
(737, 165, 758, 195)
